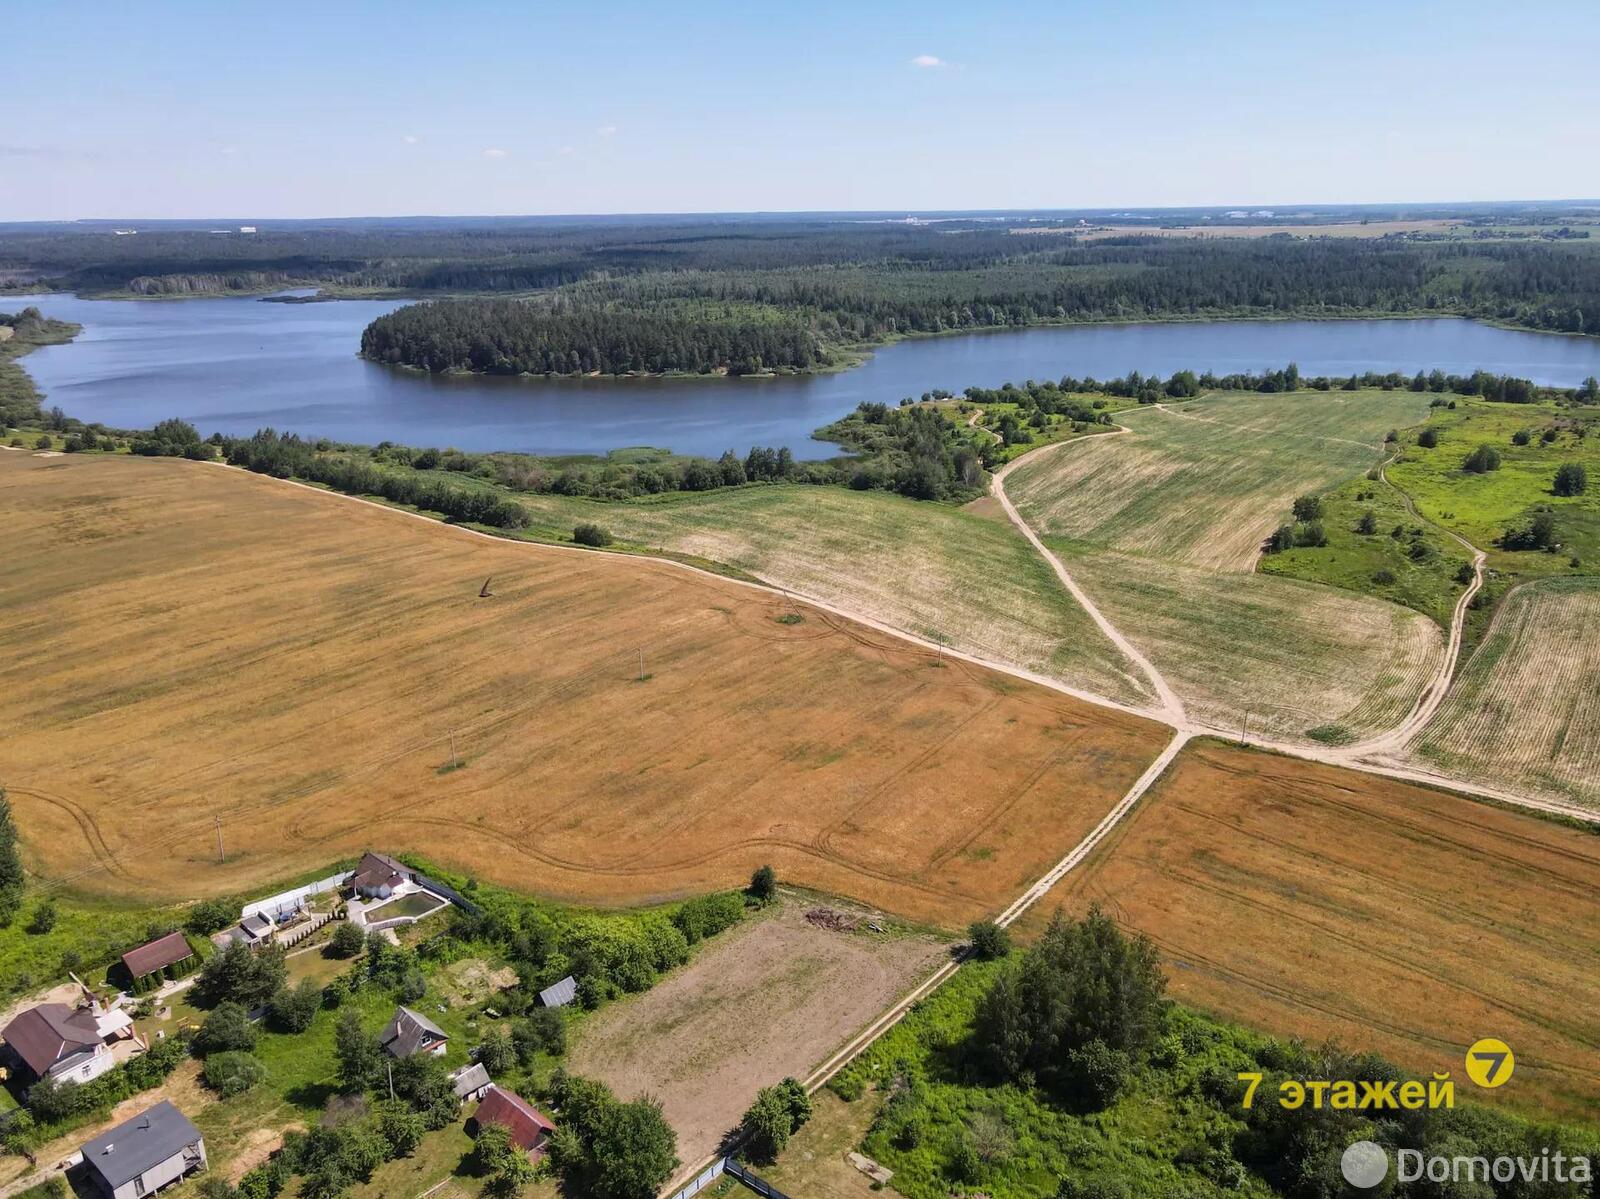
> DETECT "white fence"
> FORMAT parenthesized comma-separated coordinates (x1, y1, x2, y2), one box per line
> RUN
(666, 1157, 726, 1199)
(242, 870, 352, 922)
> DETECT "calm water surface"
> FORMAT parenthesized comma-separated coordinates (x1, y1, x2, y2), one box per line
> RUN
(12, 293, 1600, 458)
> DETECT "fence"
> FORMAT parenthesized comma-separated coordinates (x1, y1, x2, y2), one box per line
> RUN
(665, 1157, 726, 1199)
(242, 870, 353, 922)
(723, 1160, 790, 1199)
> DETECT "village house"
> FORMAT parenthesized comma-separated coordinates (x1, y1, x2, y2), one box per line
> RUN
(472, 1085, 556, 1157)
(2, 999, 134, 1087)
(350, 851, 415, 899)
(380, 1005, 448, 1058)
(79, 1100, 206, 1199)
(449, 1061, 492, 1104)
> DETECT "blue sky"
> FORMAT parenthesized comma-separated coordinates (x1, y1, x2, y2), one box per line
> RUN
(6, 0, 1598, 220)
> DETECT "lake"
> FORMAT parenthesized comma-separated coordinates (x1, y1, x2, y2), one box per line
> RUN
(10, 293, 1600, 459)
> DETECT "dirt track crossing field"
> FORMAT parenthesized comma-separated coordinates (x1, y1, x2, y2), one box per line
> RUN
(1033, 741, 1600, 1117)
(0, 453, 1169, 925)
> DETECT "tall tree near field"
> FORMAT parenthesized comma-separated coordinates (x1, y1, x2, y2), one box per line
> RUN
(0, 790, 24, 927)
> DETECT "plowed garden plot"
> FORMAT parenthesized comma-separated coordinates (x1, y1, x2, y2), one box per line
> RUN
(570, 897, 947, 1167)
(0, 453, 1168, 926)
(1403, 578, 1600, 809)
(1007, 390, 1433, 571)
(1031, 741, 1600, 1117)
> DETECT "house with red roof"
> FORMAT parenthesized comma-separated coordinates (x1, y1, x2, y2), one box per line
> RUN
(472, 1085, 556, 1156)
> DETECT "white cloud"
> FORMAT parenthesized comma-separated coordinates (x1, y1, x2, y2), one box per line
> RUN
(402, 134, 420, 145)
(910, 54, 945, 68)
(482, 147, 509, 159)
(558, 145, 576, 156)
(596, 125, 618, 137)
(219, 145, 240, 156)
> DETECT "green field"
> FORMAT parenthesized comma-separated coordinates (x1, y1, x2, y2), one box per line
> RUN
(1385, 398, 1600, 579)
(1259, 470, 1473, 625)
(1405, 577, 1600, 808)
(1061, 545, 1443, 742)
(1007, 389, 1435, 570)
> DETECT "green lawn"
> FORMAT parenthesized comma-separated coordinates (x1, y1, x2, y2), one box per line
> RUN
(1259, 471, 1473, 626)
(1386, 398, 1600, 580)
(0, 890, 190, 1006)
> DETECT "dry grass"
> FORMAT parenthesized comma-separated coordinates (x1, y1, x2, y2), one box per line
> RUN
(507, 484, 1154, 707)
(1030, 742, 1600, 1118)
(1064, 548, 1444, 743)
(1008, 391, 1433, 571)
(1403, 578, 1600, 808)
(570, 896, 947, 1166)
(0, 453, 1169, 927)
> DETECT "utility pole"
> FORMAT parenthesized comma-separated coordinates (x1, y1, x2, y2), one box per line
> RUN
(1239, 708, 1250, 746)
(450, 731, 458, 770)
(387, 1061, 395, 1102)
(638, 647, 646, 681)
(214, 815, 224, 863)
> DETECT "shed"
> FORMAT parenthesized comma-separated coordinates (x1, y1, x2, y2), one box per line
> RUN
(450, 1061, 492, 1103)
(473, 1085, 555, 1154)
(80, 1100, 206, 1199)
(122, 932, 194, 984)
(537, 975, 577, 1008)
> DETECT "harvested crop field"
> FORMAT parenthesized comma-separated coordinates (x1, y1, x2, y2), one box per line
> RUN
(570, 896, 947, 1167)
(0, 453, 1169, 925)
(1034, 741, 1600, 1116)
(1403, 578, 1600, 809)
(506, 483, 1154, 707)
(1062, 547, 1444, 743)
(1007, 390, 1432, 571)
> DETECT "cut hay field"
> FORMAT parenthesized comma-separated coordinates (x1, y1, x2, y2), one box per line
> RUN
(1061, 547, 1445, 743)
(570, 896, 947, 1167)
(0, 452, 1169, 926)
(1401, 578, 1600, 809)
(501, 484, 1153, 708)
(1007, 389, 1434, 571)
(1033, 741, 1600, 1118)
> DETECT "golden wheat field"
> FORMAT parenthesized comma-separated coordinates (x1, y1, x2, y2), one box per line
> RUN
(1031, 741, 1600, 1117)
(1403, 578, 1600, 809)
(0, 452, 1170, 925)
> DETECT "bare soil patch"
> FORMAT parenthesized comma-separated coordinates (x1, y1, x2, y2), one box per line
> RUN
(1029, 742, 1600, 1117)
(569, 897, 948, 1166)
(0, 453, 1168, 927)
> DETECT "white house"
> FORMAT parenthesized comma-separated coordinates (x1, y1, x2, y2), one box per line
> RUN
(2, 1000, 131, 1086)
(380, 1006, 448, 1058)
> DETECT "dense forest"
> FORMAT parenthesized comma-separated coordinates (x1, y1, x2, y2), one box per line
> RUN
(5, 217, 1599, 377)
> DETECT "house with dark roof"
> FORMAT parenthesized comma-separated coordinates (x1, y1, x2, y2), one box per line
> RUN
(537, 975, 577, 1008)
(380, 1005, 448, 1058)
(350, 851, 414, 899)
(472, 1085, 556, 1156)
(2, 1002, 121, 1086)
(449, 1061, 492, 1103)
(121, 932, 195, 989)
(80, 1100, 205, 1199)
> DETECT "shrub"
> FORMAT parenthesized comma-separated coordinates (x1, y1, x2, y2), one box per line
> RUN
(748, 864, 777, 902)
(1462, 444, 1502, 473)
(1417, 428, 1439, 448)
(268, 978, 323, 1034)
(1554, 462, 1588, 496)
(327, 920, 367, 958)
(476, 1029, 514, 1075)
(1266, 524, 1295, 553)
(195, 1001, 258, 1055)
(572, 523, 613, 547)
(186, 898, 236, 936)
(1372, 569, 1398, 586)
(204, 1050, 268, 1097)
(1512, 428, 1532, 446)
(967, 920, 1011, 960)
(1356, 510, 1378, 535)
(1294, 521, 1328, 548)
(27, 900, 57, 934)
(513, 1006, 567, 1061)
(1290, 494, 1323, 522)
(671, 891, 744, 944)
(739, 1086, 795, 1163)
